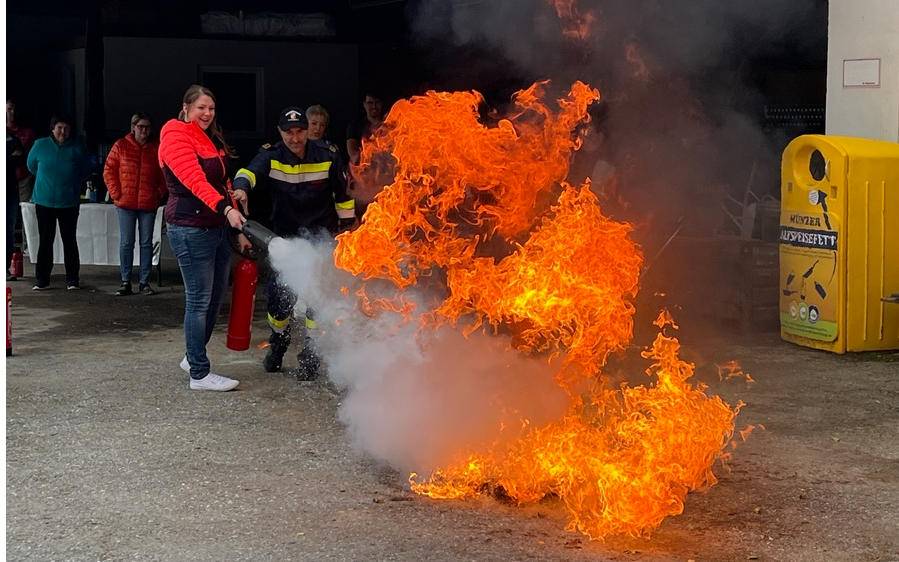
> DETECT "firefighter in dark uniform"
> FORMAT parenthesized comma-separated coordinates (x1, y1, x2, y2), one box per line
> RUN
(232, 106, 356, 379)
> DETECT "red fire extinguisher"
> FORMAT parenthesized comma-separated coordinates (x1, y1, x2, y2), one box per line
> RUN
(6, 286, 12, 356)
(11, 248, 23, 279)
(226, 258, 258, 351)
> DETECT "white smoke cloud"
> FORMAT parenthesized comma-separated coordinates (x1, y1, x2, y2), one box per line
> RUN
(267, 236, 570, 474)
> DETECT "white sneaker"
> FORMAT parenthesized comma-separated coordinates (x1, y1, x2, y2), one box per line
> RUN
(180, 356, 190, 373)
(189, 373, 239, 391)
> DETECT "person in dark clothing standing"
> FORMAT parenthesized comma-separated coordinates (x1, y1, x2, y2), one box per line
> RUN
(233, 107, 355, 379)
(346, 91, 389, 221)
(6, 130, 24, 280)
(7, 99, 36, 203)
(345, 91, 385, 167)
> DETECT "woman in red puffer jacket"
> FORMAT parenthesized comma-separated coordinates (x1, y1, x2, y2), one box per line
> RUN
(158, 85, 249, 392)
(103, 112, 167, 296)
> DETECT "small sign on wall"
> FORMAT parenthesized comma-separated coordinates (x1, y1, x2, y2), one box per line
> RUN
(843, 58, 881, 88)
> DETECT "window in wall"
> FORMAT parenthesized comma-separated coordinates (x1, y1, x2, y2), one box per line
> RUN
(198, 66, 264, 137)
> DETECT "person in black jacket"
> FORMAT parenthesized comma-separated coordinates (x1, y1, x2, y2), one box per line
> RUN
(6, 130, 24, 280)
(345, 91, 387, 222)
(233, 106, 355, 379)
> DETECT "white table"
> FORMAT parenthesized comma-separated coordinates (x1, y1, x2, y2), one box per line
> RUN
(20, 202, 164, 267)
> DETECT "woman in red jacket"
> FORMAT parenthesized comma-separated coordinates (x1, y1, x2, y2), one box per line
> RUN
(159, 85, 249, 392)
(104, 112, 167, 296)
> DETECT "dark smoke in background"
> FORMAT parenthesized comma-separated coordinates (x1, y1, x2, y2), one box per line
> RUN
(404, 0, 826, 237)
(403, 0, 826, 332)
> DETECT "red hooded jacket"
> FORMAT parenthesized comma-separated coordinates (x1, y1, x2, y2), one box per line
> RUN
(158, 119, 236, 228)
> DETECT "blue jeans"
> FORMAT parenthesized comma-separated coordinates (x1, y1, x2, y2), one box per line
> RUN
(166, 223, 232, 379)
(117, 207, 156, 284)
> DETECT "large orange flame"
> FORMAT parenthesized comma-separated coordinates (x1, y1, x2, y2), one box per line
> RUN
(333, 81, 741, 539)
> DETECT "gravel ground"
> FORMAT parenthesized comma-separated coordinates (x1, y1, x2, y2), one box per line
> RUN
(5, 265, 899, 562)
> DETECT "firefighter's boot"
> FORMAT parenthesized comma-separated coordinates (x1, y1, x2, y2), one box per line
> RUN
(263, 328, 291, 373)
(293, 337, 322, 381)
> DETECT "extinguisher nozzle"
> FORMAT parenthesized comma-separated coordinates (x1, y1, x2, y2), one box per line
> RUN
(241, 220, 281, 252)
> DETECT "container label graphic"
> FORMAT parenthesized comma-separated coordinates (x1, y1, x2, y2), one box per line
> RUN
(780, 215, 838, 341)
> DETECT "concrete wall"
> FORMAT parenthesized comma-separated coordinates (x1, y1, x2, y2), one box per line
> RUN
(103, 37, 360, 162)
(826, 0, 899, 142)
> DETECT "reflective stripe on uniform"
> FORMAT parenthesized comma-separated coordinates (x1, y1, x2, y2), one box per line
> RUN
(268, 313, 290, 329)
(235, 168, 256, 188)
(269, 160, 331, 184)
(305, 317, 317, 330)
(335, 198, 356, 219)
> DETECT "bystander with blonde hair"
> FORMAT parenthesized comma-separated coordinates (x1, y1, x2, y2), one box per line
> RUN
(305, 105, 331, 143)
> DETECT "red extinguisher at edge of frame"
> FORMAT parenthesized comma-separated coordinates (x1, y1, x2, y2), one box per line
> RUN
(226, 257, 258, 351)
(7, 286, 13, 356)
(11, 248, 24, 279)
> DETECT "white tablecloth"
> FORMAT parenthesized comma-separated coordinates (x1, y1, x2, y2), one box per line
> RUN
(21, 202, 164, 266)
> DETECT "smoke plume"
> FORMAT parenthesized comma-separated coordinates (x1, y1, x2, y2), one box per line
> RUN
(267, 236, 570, 474)
(405, 0, 825, 238)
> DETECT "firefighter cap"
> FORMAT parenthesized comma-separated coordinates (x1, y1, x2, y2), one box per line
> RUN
(278, 107, 308, 131)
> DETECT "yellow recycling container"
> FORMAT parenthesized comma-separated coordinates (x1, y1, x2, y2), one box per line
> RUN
(780, 135, 899, 353)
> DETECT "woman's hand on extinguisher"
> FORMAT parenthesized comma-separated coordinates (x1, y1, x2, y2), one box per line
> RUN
(236, 233, 252, 253)
(224, 205, 246, 230)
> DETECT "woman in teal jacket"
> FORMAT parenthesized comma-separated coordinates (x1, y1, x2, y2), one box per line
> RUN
(26, 113, 92, 290)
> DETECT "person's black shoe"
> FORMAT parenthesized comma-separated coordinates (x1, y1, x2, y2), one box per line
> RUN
(115, 282, 132, 296)
(293, 340, 322, 381)
(291, 364, 318, 382)
(138, 283, 156, 296)
(263, 345, 286, 372)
